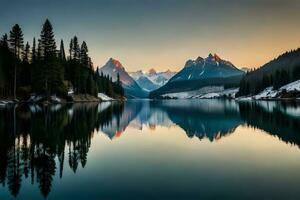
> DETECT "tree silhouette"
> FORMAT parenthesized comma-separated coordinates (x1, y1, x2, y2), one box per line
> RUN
(31, 37, 36, 63)
(9, 24, 24, 60)
(59, 39, 66, 61)
(9, 24, 24, 99)
(80, 41, 89, 66)
(22, 42, 30, 63)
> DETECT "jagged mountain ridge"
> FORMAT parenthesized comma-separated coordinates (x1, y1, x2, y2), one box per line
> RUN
(150, 54, 245, 97)
(99, 58, 148, 98)
(129, 69, 176, 91)
(169, 53, 243, 82)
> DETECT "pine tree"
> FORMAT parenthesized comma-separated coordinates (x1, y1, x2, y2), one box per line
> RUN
(9, 24, 24, 99)
(0, 34, 9, 49)
(116, 73, 124, 96)
(72, 36, 80, 61)
(38, 19, 65, 95)
(59, 40, 66, 61)
(32, 37, 36, 63)
(80, 41, 89, 66)
(20, 42, 31, 86)
(69, 38, 73, 60)
(9, 24, 24, 60)
(37, 39, 42, 60)
(40, 19, 56, 60)
(22, 42, 30, 63)
(0, 33, 12, 97)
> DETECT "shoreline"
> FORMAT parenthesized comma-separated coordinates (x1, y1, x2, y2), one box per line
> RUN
(0, 94, 124, 107)
(1, 96, 300, 107)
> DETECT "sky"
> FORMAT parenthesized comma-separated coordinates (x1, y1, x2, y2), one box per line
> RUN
(1, 0, 300, 72)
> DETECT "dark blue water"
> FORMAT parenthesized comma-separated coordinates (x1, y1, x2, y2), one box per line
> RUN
(1, 100, 300, 199)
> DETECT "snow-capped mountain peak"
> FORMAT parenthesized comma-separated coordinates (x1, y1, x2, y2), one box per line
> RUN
(170, 54, 244, 82)
(129, 68, 176, 91)
(150, 54, 245, 97)
(99, 58, 147, 98)
(106, 58, 125, 71)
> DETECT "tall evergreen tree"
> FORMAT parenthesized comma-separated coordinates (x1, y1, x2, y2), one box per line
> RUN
(37, 39, 42, 60)
(69, 38, 73, 60)
(59, 40, 66, 61)
(9, 24, 24, 99)
(0, 33, 12, 97)
(32, 37, 36, 63)
(72, 36, 80, 61)
(0, 34, 9, 49)
(40, 19, 56, 60)
(20, 42, 31, 86)
(38, 19, 65, 95)
(80, 41, 89, 66)
(22, 42, 30, 63)
(9, 24, 24, 60)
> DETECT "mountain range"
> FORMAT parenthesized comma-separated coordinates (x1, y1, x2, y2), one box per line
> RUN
(150, 53, 245, 97)
(129, 69, 176, 91)
(99, 54, 245, 98)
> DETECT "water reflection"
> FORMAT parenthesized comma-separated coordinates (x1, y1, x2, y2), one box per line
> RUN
(239, 101, 300, 147)
(0, 102, 124, 198)
(0, 100, 300, 198)
(150, 100, 242, 141)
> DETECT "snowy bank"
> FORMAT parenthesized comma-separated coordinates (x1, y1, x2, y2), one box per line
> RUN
(241, 80, 300, 100)
(97, 93, 114, 101)
(161, 86, 239, 99)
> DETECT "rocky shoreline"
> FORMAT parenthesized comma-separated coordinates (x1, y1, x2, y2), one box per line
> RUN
(0, 93, 121, 107)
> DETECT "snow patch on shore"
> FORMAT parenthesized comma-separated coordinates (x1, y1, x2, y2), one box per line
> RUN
(280, 80, 300, 91)
(252, 87, 278, 99)
(162, 87, 238, 99)
(98, 93, 114, 101)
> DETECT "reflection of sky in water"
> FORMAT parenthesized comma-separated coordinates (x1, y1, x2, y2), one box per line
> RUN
(56, 126, 300, 199)
(1, 100, 300, 199)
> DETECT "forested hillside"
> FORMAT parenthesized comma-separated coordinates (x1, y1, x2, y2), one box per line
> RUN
(237, 49, 300, 96)
(0, 19, 124, 100)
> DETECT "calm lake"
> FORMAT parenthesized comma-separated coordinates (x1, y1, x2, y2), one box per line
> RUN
(1, 100, 300, 199)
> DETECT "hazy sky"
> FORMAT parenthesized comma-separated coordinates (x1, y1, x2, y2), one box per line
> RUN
(1, 0, 300, 71)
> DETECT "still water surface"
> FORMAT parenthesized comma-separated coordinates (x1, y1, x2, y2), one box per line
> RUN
(0, 100, 300, 199)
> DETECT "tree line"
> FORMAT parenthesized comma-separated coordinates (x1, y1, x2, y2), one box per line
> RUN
(0, 19, 124, 100)
(237, 48, 300, 96)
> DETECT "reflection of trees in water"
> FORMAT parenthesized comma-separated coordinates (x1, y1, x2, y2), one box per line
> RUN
(1, 100, 299, 198)
(0, 102, 124, 198)
(239, 101, 300, 148)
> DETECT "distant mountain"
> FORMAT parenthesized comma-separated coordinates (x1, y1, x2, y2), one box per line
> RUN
(99, 58, 148, 98)
(237, 48, 300, 96)
(129, 69, 176, 91)
(150, 54, 245, 97)
(170, 53, 243, 82)
(135, 76, 160, 91)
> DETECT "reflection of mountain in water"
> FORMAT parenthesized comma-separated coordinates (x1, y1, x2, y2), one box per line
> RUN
(110, 100, 300, 145)
(239, 101, 300, 148)
(153, 100, 243, 141)
(99, 101, 136, 139)
(1, 100, 300, 198)
(110, 100, 243, 141)
(131, 100, 175, 130)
